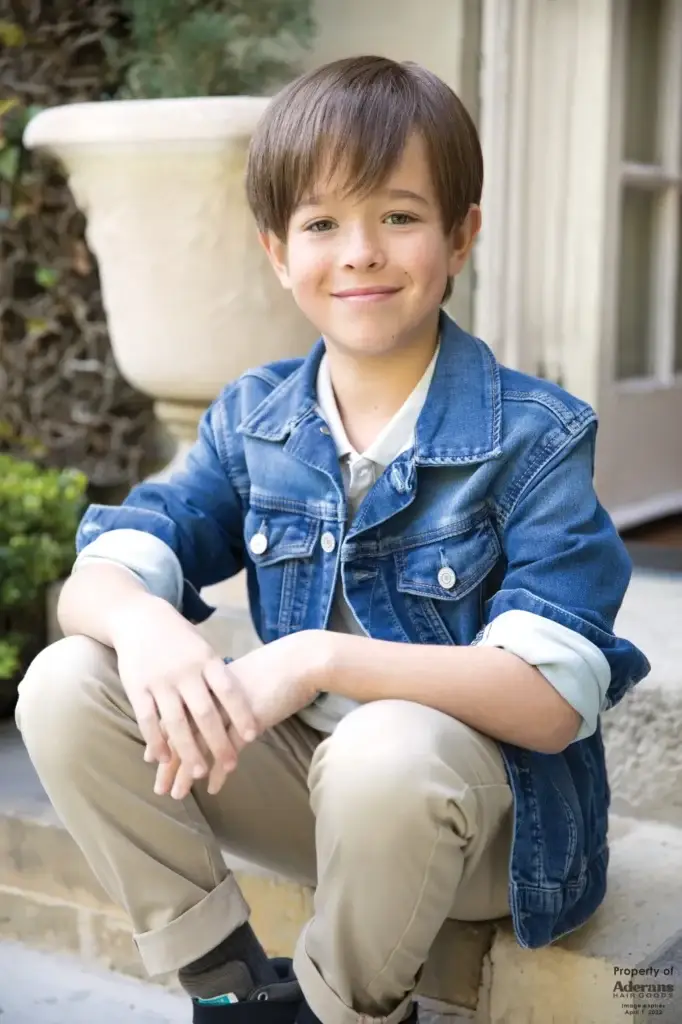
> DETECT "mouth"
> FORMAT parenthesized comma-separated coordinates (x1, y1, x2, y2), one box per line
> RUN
(332, 287, 402, 302)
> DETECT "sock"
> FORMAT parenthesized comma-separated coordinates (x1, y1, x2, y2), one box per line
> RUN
(179, 923, 279, 1001)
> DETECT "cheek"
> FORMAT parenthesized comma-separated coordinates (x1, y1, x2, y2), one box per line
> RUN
(397, 231, 450, 282)
(286, 241, 330, 295)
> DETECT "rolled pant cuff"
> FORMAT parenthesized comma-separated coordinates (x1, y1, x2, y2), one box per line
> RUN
(294, 922, 415, 1024)
(134, 873, 251, 977)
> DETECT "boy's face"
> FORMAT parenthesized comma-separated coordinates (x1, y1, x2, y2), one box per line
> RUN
(260, 134, 480, 359)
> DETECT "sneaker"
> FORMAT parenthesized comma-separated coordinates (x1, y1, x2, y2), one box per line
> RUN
(193, 958, 303, 1023)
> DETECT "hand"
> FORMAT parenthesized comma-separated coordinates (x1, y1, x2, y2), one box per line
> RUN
(110, 593, 258, 780)
(152, 733, 230, 801)
(152, 630, 329, 799)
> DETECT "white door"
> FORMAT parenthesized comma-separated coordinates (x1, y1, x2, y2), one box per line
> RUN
(596, 0, 682, 528)
(475, 0, 682, 529)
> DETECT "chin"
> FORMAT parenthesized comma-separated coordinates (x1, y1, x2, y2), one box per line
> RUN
(317, 309, 430, 356)
(324, 327, 410, 358)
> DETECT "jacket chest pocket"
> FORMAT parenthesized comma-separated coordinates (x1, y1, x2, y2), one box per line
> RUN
(394, 514, 502, 645)
(244, 508, 321, 637)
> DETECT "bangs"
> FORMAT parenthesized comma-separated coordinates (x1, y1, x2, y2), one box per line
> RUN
(282, 75, 418, 215)
(246, 56, 482, 241)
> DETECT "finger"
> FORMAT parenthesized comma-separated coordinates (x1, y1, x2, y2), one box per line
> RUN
(154, 752, 180, 796)
(153, 690, 207, 778)
(226, 720, 250, 756)
(204, 659, 259, 744)
(192, 733, 230, 797)
(170, 760, 197, 801)
(206, 757, 231, 796)
(132, 690, 171, 764)
(179, 679, 238, 772)
(196, 732, 234, 797)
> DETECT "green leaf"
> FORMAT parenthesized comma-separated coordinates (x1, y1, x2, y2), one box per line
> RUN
(0, 21, 26, 47)
(35, 267, 60, 289)
(0, 146, 19, 182)
(115, 0, 315, 98)
(0, 641, 22, 681)
(0, 97, 20, 118)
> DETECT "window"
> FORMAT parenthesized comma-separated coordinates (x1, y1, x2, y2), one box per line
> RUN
(614, 0, 682, 381)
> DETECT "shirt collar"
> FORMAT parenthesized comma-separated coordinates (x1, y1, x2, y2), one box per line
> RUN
(239, 311, 502, 466)
(315, 345, 439, 468)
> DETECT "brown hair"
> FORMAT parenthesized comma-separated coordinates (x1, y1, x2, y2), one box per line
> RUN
(245, 56, 483, 303)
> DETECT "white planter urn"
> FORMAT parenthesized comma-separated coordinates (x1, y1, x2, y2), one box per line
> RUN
(23, 97, 318, 478)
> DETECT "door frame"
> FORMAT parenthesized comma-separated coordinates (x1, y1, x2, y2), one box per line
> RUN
(475, 0, 682, 527)
(596, 0, 682, 528)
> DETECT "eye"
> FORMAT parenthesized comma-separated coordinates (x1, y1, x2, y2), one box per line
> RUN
(306, 219, 336, 233)
(385, 213, 417, 226)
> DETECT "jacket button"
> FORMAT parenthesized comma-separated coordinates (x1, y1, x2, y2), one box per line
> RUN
(249, 533, 268, 555)
(321, 531, 336, 553)
(437, 566, 457, 590)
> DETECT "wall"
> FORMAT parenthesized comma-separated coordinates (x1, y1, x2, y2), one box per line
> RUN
(303, 0, 481, 331)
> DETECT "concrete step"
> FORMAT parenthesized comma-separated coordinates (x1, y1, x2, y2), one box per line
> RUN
(602, 572, 682, 828)
(1, 738, 681, 1024)
(0, 939, 186, 1024)
(485, 813, 682, 1023)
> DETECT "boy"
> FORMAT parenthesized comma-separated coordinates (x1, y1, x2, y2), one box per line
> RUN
(17, 55, 649, 1024)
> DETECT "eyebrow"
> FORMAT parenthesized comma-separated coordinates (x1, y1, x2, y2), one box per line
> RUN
(298, 187, 431, 209)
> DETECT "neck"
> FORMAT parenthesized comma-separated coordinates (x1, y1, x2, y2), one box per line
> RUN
(323, 315, 439, 454)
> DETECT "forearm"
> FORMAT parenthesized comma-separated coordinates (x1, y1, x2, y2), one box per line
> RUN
(322, 633, 581, 754)
(58, 564, 176, 648)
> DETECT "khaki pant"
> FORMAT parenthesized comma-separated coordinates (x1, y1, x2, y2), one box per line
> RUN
(16, 633, 513, 1024)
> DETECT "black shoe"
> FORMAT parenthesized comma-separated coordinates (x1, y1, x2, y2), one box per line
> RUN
(193, 958, 303, 1023)
(296, 998, 419, 1024)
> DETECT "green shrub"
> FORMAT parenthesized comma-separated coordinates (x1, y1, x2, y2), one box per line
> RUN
(110, 0, 315, 99)
(0, 454, 87, 710)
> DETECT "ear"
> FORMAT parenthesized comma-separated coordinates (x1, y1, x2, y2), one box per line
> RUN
(447, 205, 482, 278)
(259, 231, 292, 290)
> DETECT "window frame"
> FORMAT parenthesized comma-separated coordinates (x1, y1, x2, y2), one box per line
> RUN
(610, 0, 682, 387)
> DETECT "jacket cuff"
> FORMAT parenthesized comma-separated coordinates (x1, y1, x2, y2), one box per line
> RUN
(73, 529, 184, 610)
(476, 608, 610, 741)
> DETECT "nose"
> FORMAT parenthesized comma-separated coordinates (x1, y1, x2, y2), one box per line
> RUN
(340, 224, 386, 271)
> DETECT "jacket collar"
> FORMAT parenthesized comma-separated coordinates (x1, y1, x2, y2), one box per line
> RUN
(238, 311, 502, 466)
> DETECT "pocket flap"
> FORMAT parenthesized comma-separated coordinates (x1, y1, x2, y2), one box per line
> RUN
(396, 516, 501, 601)
(244, 509, 321, 567)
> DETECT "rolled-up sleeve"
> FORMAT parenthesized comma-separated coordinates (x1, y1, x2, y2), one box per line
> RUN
(476, 609, 610, 741)
(74, 398, 245, 623)
(73, 529, 184, 609)
(484, 422, 650, 715)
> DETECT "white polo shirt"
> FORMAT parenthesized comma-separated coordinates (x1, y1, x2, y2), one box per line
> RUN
(297, 347, 439, 733)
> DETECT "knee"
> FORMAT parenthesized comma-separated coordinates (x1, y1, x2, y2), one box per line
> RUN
(16, 635, 115, 771)
(309, 700, 444, 828)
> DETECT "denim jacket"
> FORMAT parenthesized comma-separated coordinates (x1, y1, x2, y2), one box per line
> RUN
(76, 313, 650, 949)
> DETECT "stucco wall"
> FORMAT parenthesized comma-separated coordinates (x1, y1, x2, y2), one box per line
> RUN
(302, 0, 481, 331)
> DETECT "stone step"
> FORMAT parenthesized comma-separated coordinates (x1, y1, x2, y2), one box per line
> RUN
(1, 771, 681, 1024)
(0, 939, 187, 1023)
(603, 572, 682, 829)
(485, 813, 682, 1023)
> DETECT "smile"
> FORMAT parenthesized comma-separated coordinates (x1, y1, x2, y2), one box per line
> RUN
(332, 288, 402, 302)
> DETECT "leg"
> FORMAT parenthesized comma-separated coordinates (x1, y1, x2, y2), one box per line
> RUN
(16, 634, 319, 979)
(294, 699, 513, 1024)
